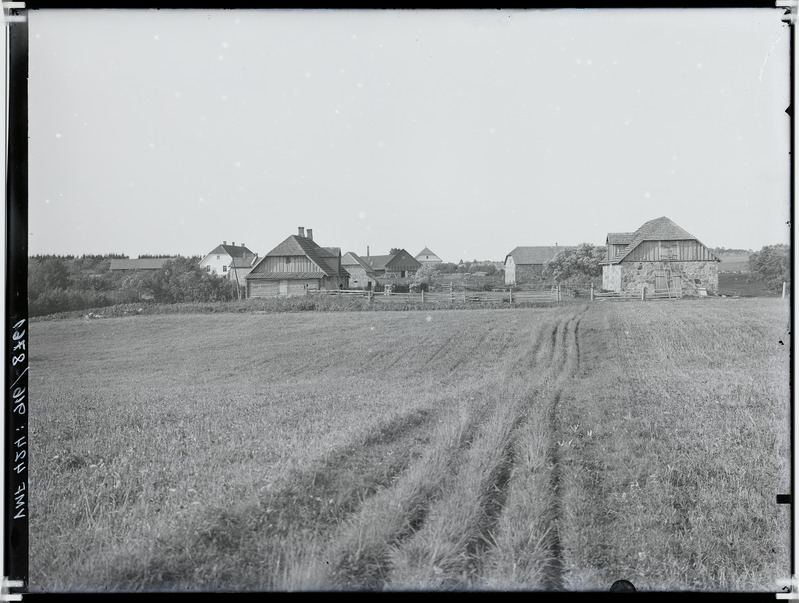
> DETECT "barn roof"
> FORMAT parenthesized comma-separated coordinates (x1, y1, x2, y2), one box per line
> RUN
(365, 254, 394, 271)
(229, 256, 259, 268)
(249, 234, 348, 279)
(606, 232, 635, 245)
(343, 252, 379, 273)
(415, 247, 442, 261)
(504, 246, 573, 266)
(385, 249, 422, 270)
(603, 216, 720, 264)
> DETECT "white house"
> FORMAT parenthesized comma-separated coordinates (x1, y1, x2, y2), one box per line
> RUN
(415, 247, 443, 267)
(198, 241, 256, 276)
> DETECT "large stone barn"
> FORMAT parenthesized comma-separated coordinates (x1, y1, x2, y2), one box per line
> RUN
(503, 246, 573, 286)
(599, 216, 721, 295)
(245, 227, 350, 297)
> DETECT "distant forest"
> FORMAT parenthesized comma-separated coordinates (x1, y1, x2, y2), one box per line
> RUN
(27, 254, 237, 317)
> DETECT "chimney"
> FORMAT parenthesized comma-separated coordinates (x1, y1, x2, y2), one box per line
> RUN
(298, 227, 305, 237)
(306, 228, 313, 241)
(232, 241, 235, 246)
(223, 240, 227, 245)
(367, 245, 370, 258)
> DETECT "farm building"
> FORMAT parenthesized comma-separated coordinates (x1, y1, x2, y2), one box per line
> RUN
(110, 257, 178, 272)
(503, 246, 573, 286)
(365, 249, 423, 284)
(245, 227, 350, 297)
(198, 242, 256, 276)
(599, 216, 721, 295)
(227, 255, 260, 289)
(342, 252, 380, 290)
(415, 247, 443, 267)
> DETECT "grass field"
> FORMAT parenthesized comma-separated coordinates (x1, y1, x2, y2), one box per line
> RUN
(29, 299, 791, 592)
(718, 273, 781, 298)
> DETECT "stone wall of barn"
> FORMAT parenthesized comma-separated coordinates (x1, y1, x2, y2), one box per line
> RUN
(602, 265, 621, 292)
(619, 261, 719, 295)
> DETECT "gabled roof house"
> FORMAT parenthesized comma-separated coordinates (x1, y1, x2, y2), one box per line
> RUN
(365, 249, 422, 282)
(199, 241, 256, 277)
(599, 216, 720, 295)
(341, 252, 379, 290)
(415, 247, 443, 266)
(245, 227, 350, 297)
(503, 246, 573, 286)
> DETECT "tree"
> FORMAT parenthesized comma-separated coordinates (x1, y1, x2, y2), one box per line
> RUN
(409, 264, 436, 291)
(748, 244, 790, 292)
(389, 248, 402, 255)
(542, 243, 607, 284)
(121, 257, 238, 303)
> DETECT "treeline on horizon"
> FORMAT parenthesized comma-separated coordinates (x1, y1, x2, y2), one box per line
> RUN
(27, 254, 236, 317)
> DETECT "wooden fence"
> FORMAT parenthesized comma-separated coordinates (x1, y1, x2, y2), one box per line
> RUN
(311, 287, 564, 304)
(306, 283, 698, 304)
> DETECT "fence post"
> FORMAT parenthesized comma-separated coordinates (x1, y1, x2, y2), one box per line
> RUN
(463, 290, 467, 303)
(590, 283, 594, 301)
(641, 283, 645, 301)
(509, 289, 513, 303)
(557, 285, 561, 302)
(421, 289, 425, 303)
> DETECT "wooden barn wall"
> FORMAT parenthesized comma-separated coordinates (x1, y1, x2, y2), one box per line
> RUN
(256, 255, 318, 273)
(609, 243, 627, 259)
(625, 240, 715, 262)
(248, 281, 279, 298)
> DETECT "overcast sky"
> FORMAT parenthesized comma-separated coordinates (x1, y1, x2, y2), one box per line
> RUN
(27, 8, 791, 262)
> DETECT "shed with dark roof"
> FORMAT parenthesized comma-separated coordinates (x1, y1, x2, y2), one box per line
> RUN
(503, 246, 574, 286)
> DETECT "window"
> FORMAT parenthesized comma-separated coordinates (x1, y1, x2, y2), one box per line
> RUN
(223, 265, 227, 272)
(285, 257, 291, 265)
(216, 255, 220, 260)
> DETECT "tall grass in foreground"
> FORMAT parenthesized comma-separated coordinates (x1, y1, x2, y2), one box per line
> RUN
(28, 299, 790, 592)
(555, 298, 791, 592)
(29, 307, 576, 591)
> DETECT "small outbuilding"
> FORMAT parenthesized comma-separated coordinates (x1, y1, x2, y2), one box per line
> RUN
(503, 246, 573, 286)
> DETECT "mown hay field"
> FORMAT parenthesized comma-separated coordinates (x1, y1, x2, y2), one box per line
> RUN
(28, 299, 791, 592)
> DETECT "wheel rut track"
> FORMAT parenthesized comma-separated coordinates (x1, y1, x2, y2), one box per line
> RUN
(541, 307, 586, 590)
(328, 393, 502, 590)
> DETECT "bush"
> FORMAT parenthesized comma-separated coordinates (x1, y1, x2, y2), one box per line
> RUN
(748, 244, 790, 293)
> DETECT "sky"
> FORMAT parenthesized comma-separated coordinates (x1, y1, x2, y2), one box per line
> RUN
(26, 8, 792, 263)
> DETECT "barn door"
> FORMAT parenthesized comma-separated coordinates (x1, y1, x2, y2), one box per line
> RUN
(654, 270, 667, 291)
(279, 280, 288, 296)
